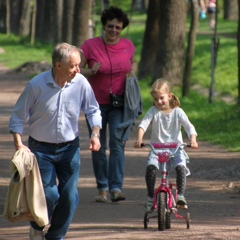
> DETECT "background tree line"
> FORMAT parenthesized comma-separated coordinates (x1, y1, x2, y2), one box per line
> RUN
(0, 0, 238, 98)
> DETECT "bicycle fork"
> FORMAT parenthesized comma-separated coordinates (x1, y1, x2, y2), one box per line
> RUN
(153, 170, 173, 210)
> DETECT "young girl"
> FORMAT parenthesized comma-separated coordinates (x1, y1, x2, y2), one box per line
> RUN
(134, 78, 198, 212)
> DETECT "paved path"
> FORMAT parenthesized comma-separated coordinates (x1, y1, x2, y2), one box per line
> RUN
(0, 65, 240, 239)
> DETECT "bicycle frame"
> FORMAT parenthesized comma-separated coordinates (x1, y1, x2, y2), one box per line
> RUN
(153, 145, 177, 212)
(142, 142, 190, 230)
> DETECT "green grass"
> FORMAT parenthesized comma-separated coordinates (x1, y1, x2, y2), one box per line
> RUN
(0, 34, 52, 68)
(186, 14, 238, 100)
(0, 13, 239, 151)
(176, 87, 240, 152)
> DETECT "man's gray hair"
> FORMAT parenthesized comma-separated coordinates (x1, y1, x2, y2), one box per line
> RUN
(52, 42, 80, 67)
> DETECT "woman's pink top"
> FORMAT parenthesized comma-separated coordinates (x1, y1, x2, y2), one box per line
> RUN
(81, 37, 135, 104)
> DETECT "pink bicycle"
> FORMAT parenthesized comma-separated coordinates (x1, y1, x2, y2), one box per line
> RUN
(141, 142, 191, 231)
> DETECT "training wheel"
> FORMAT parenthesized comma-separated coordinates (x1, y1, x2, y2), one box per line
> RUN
(186, 212, 190, 229)
(144, 213, 149, 229)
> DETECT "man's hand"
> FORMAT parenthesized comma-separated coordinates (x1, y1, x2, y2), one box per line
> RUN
(89, 136, 101, 151)
(13, 132, 31, 152)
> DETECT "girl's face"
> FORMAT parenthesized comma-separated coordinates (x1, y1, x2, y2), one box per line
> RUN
(152, 91, 172, 110)
(104, 18, 123, 43)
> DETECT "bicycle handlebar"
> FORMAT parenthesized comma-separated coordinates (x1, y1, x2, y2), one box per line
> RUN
(141, 142, 190, 158)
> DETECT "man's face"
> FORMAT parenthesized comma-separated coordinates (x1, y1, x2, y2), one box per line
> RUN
(59, 52, 80, 81)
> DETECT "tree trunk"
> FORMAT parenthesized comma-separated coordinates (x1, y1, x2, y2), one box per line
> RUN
(6, 0, 10, 34)
(0, 0, 7, 33)
(182, 0, 199, 97)
(237, 0, 240, 106)
(30, 0, 37, 45)
(153, 0, 187, 85)
(56, 0, 63, 43)
(19, 0, 31, 36)
(35, 0, 46, 41)
(62, 0, 75, 44)
(10, 0, 23, 34)
(35, 0, 58, 43)
(72, 0, 92, 47)
(224, 0, 238, 20)
(46, 0, 58, 44)
(138, 0, 160, 79)
(101, 0, 110, 10)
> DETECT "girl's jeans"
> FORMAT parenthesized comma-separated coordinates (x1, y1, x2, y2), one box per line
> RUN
(28, 136, 80, 240)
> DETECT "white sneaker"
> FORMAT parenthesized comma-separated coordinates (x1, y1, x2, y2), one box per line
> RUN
(177, 195, 188, 209)
(144, 196, 154, 212)
(29, 226, 44, 240)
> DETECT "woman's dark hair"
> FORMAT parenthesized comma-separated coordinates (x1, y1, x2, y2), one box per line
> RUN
(101, 6, 129, 29)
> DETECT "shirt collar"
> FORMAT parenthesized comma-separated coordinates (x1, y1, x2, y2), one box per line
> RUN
(46, 69, 76, 87)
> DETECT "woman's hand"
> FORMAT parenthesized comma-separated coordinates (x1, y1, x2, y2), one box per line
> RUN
(91, 62, 102, 75)
(129, 69, 136, 77)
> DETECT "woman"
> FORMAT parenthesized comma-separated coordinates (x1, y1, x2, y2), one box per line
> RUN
(206, 0, 217, 29)
(80, 6, 137, 203)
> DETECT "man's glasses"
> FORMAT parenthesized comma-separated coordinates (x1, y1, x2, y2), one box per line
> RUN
(106, 24, 122, 31)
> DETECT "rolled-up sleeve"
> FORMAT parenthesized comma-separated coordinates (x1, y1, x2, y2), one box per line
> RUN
(81, 80, 102, 129)
(9, 83, 34, 134)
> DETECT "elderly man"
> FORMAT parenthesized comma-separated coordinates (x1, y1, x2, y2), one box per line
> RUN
(9, 42, 102, 240)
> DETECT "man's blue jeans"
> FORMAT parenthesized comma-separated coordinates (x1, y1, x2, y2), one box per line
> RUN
(88, 104, 125, 193)
(28, 136, 80, 240)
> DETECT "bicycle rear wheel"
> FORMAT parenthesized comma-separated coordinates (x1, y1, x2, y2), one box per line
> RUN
(158, 191, 167, 231)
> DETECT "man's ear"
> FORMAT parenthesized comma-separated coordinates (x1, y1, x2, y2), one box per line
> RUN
(56, 62, 61, 70)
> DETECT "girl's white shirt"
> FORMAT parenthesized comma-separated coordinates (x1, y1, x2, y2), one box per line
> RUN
(139, 106, 197, 144)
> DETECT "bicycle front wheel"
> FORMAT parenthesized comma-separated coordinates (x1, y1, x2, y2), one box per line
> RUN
(158, 191, 167, 231)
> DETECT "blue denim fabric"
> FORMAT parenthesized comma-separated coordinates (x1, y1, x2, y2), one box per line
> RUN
(87, 104, 125, 193)
(28, 136, 80, 240)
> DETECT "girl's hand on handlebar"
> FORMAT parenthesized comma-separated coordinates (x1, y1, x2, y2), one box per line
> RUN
(134, 141, 142, 148)
(190, 141, 198, 149)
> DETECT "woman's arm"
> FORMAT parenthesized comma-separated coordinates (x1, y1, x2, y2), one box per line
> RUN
(80, 52, 101, 78)
(129, 55, 138, 77)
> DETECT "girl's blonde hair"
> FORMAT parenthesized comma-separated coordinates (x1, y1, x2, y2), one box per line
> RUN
(151, 78, 180, 108)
